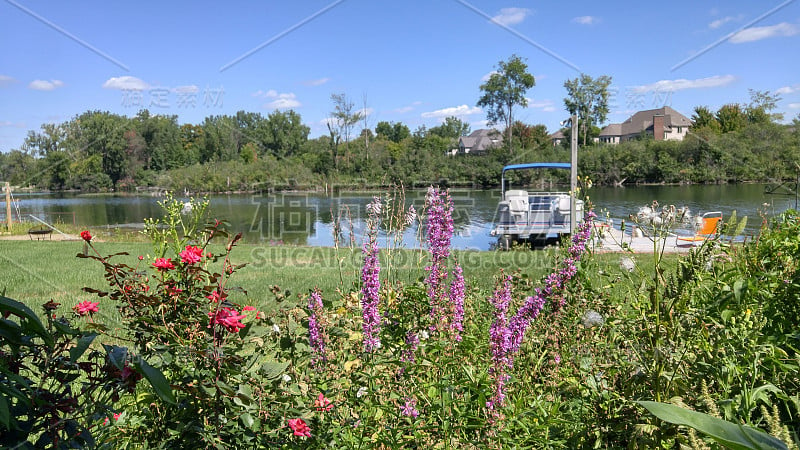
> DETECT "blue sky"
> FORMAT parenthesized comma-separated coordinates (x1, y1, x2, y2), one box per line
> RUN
(1, 0, 799, 151)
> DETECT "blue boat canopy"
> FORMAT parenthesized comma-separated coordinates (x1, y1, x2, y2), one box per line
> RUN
(502, 162, 571, 173)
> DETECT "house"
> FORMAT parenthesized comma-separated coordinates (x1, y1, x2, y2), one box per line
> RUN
(596, 106, 692, 144)
(549, 129, 566, 146)
(455, 129, 503, 155)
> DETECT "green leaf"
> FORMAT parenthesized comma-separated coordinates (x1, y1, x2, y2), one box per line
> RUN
(721, 310, 734, 323)
(638, 401, 788, 450)
(427, 386, 438, 399)
(0, 394, 10, 430)
(104, 345, 128, 370)
(52, 320, 80, 336)
(733, 279, 745, 302)
(0, 296, 52, 346)
(216, 380, 235, 396)
(135, 358, 176, 405)
(260, 361, 289, 380)
(240, 412, 255, 429)
(237, 384, 253, 403)
(0, 319, 23, 346)
(70, 334, 97, 362)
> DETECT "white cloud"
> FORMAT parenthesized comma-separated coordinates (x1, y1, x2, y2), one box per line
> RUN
(572, 16, 599, 25)
(319, 117, 337, 128)
(421, 105, 482, 119)
(266, 96, 301, 109)
(393, 101, 421, 113)
(631, 75, 736, 94)
(491, 7, 531, 26)
(776, 84, 800, 95)
(303, 77, 330, 87)
(709, 15, 742, 29)
(0, 75, 15, 87)
(359, 107, 374, 117)
(255, 89, 301, 109)
(0, 121, 26, 128)
(471, 119, 490, 129)
(730, 22, 800, 43)
(103, 76, 149, 90)
(252, 89, 276, 98)
(526, 99, 551, 107)
(524, 98, 557, 112)
(789, 102, 800, 109)
(29, 79, 64, 91)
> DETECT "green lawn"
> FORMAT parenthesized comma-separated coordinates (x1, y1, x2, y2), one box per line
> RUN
(1, 240, 599, 318)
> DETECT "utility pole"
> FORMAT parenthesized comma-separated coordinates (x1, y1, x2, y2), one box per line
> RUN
(570, 114, 578, 235)
(4, 182, 11, 231)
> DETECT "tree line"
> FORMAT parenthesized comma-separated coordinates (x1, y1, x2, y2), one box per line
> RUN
(1, 54, 798, 192)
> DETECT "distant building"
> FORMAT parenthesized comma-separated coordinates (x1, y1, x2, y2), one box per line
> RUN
(597, 106, 691, 143)
(549, 129, 566, 146)
(454, 129, 503, 155)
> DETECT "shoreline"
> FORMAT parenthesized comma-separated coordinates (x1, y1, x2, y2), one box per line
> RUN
(6, 178, 771, 197)
(1, 229, 699, 254)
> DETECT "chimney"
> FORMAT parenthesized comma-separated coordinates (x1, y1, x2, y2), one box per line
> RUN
(653, 114, 665, 141)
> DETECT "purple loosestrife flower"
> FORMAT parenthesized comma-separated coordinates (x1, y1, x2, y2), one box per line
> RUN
(361, 197, 382, 353)
(508, 212, 596, 354)
(307, 289, 327, 368)
(424, 187, 455, 333)
(449, 262, 465, 341)
(507, 292, 546, 355)
(400, 329, 420, 364)
(486, 276, 513, 419)
(400, 397, 420, 418)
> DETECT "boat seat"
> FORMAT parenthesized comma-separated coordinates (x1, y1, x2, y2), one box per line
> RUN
(505, 189, 528, 199)
(505, 190, 529, 216)
(508, 197, 529, 215)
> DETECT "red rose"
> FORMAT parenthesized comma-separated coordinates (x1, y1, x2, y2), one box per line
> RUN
(287, 418, 311, 437)
(179, 245, 203, 264)
(80, 230, 92, 242)
(73, 301, 99, 316)
(153, 258, 175, 271)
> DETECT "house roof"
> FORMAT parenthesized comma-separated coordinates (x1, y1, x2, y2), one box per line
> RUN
(549, 130, 565, 139)
(602, 106, 691, 137)
(459, 128, 502, 151)
(598, 123, 621, 136)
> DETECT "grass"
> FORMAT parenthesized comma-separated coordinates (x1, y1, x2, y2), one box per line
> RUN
(1, 239, 671, 319)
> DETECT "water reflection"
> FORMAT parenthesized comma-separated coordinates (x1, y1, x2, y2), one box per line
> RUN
(3, 185, 793, 250)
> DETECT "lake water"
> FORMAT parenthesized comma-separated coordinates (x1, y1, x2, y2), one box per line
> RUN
(4, 184, 796, 250)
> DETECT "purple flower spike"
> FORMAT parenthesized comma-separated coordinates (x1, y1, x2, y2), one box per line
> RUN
(361, 197, 382, 353)
(307, 289, 327, 368)
(424, 187, 455, 334)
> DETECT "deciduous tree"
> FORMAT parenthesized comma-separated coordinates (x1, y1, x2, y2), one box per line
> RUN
(716, 104, 747, 133)
(375, 121, 411, 143)
(477, 54, 535, 151)
(747, 89, 783, 123)
(428, 116, 471, 140)
(690, 106, 721, 132)
(563, 73, 613, 146)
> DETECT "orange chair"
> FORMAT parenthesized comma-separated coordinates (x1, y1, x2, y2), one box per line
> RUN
(676, 211, 722, 245)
